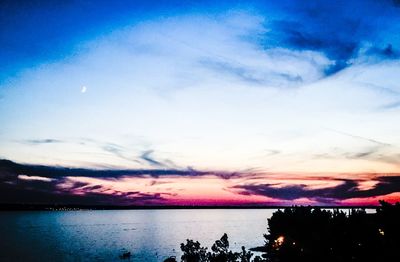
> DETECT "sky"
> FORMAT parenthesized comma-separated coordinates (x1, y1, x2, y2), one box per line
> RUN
(1, 0, 400, 206)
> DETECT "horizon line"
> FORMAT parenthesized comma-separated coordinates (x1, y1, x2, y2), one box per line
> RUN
(0, 203, 385, 211)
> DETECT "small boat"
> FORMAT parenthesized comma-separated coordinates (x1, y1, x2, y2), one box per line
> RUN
(120, 251, 131, 259)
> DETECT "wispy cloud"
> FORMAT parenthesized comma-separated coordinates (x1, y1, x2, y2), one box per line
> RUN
(23, 139, 64, 145)
(380, 100, 400, 110)
(101, 143, 141, 164)
(315, 129, 400, 168)
(139, 150, 165, 167)
(138, 149, 181, 169)
(198, 58, 305, 87)
(325, 129, 392, 147)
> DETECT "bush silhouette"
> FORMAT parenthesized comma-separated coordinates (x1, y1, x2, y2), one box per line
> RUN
(208, 233, 239, 262)
(180, 239, 208, 262)
(176, 233, 262, 262)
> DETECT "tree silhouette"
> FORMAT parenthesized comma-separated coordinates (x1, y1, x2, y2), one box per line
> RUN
(262, 201, 400, 262)
(168, 201, 400, 262)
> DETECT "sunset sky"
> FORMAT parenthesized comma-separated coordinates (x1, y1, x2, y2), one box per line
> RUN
(1, 0, 400, 206)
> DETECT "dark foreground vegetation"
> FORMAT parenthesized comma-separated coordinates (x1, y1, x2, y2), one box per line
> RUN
(163, 201, 400, 262)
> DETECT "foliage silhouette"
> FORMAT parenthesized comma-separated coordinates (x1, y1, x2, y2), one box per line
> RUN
(208, 233, 239, 262)
(263, 201, 400, 262)
(180, 239, 208, 262)
(166, 234, 263, 262)
(166, 201, 400, 262)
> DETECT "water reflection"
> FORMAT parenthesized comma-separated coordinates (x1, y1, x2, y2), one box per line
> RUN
(0, 209, 274, 261)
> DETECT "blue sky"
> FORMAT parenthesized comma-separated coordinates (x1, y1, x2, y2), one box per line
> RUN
(0, 0, 236, 81)
(0, 0, 400, 205)
(1, 0, 399, 82)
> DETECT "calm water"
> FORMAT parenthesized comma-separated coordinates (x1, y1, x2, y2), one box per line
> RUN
(0, 209, 275, 262)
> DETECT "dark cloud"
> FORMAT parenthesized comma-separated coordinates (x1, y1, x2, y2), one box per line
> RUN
(0, 159, 252, 181)
(84, 184, 103, 190)
(0, 159, 251, 205)
(0, 161, 168, 205)
(261, 0, 400, 75)
(0, 159, 204, 179)
(148, 180, 171, 186)
(0, 159, 263, 205)
(365, 44, 399, 59)
(3, 159, 399, 205)
(0, 179, 166, 205)
(232, 180, 356, 200)
(232, 176, 400, 201)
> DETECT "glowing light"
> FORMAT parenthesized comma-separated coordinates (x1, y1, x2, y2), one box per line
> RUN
(273, 235, 285, 249)
(379, 228, 385, 236)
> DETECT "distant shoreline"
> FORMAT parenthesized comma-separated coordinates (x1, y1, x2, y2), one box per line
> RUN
(0, 203, 379, 211)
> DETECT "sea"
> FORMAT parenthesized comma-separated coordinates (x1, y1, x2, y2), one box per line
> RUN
(0, 208, 376, 261)
(0, 209, 275, 262)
